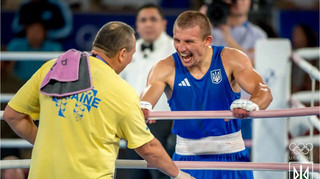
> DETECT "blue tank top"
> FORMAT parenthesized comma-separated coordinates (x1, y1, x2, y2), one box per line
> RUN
(168, 46, 241, 139)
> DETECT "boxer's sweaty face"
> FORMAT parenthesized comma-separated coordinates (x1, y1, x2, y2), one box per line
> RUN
(173, 25, 207, 68)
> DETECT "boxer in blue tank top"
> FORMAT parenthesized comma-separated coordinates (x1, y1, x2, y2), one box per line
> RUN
(170, 46, 241, 138)
(140, 11, 272, 179)
(170, 46, 253, 178)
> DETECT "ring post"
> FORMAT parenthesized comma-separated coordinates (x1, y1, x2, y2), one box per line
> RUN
(253, 39, 292, 179)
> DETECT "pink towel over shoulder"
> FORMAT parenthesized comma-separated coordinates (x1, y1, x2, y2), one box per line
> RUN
(41, 49, 81, 85)
(40, 49, 92, 97)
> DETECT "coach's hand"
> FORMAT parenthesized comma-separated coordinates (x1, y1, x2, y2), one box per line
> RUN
(230, 99, 259, 119)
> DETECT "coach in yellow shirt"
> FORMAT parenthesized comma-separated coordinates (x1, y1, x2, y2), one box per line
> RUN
(3, 21, 194, 179)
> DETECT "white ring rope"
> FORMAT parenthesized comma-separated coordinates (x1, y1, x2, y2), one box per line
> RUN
(1, 107, 319, 120)
(1, 159, 319, 172)
(291, 91, 320, 103)
(296, 47, 320, 60)
(1, 93, 15, 103)
(148, 107, 320, 120)
(1, 139, 33, 148)
(290, 98, 320, 131)
(2, 136, 319, 149)
(292, 52, 320, 82)
(289, 135, 320, 146)
(0, 138, 127, 149)
(1, 52, 63, 61)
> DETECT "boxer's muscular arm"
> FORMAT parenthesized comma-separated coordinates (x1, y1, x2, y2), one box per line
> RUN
(224, 48, 273, 110)
(141, 56, 175, 107)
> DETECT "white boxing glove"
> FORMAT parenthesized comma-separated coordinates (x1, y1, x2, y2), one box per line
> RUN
(230, 99, 259, 112)
(140, 101, 153, 111)
(172, 170, 195, 179)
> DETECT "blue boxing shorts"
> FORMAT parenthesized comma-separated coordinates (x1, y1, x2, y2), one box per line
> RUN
(172, 149, 254, 179)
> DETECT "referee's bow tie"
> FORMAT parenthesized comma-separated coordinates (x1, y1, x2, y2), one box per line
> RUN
(141, 43, 153, 52)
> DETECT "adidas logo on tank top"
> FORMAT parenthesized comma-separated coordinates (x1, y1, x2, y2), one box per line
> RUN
(178, 78, 191, 87)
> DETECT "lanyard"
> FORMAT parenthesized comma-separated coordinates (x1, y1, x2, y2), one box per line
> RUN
(90, 53, 109, 66)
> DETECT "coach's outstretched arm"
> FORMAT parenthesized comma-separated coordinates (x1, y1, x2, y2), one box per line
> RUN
(135, 137, 195, 179)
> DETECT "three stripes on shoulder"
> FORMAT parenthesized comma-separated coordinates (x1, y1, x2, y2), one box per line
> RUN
(178, 78, 191, 87)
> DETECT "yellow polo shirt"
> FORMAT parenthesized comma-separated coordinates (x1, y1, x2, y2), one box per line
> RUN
(9, 56, 154, 179)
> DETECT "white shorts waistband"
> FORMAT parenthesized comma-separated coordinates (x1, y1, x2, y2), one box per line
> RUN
(175, 130, 245, 155)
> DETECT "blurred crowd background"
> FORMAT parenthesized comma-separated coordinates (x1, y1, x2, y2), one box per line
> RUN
(1, 0, 319, 53)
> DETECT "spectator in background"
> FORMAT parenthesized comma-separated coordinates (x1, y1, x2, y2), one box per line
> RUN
(120, 4, 176, 179)
(0, 61, 24, 97)
(200, 0, 267, 64)
(292, 24, 318, 49)
(8, 20, 63, 82)
(291, 24, 318, 92)
(12, 0, 73, 40)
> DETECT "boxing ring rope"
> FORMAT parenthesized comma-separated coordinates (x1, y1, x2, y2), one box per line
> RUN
(1, 106, 319, 151)
(292, 91, 320, 103)
(1, 159, 319, 172)
(1, 107, 319, 148)
(291, 52, 320, 82)
(1, 107, 319, 149)
(0, 139, 33, 148)
(0, 93, 14, 103)
(148, 107, 320, 120)
(2, 135, 319, 149)
(295, 47, 320, 60)
(290, 135, 320, 145)
(0, 138, 128, 149)
(1, 107, 319, 120)
(290, 98, 320, 131)
(0, 51, 63, 61)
